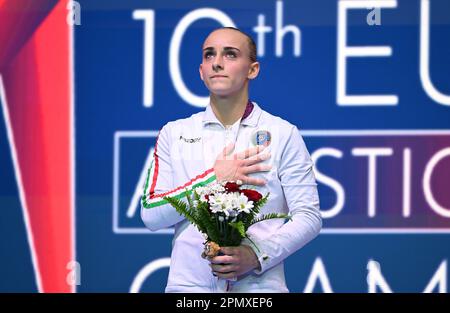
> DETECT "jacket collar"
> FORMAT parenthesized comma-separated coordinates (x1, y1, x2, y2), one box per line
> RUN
(202, 101, 262, 128)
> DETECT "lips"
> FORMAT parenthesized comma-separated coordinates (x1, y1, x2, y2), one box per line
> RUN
(210, 75, 228, 79)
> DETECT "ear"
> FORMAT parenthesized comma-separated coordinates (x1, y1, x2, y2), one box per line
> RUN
(247, 61, 260, 80)
(199, 64, 204, 81)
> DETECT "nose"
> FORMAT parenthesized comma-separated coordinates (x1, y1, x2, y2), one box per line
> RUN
(212, 55, 224, 72)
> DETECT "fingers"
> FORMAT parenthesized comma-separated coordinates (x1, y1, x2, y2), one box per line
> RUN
(242, 164, 272, 174)
(210, 255, 234, 264)
(220, 247, 237, 256)
(209, 252, 237, 277)
(210, 262, 237, 279)
(210, 263, 235, 273)
(235, 145, 266, 160)
(214, 271, 237, 279)
(244, 152, 271, 166)
(237, 164, 271, 185)
(241, 177, 267, 186)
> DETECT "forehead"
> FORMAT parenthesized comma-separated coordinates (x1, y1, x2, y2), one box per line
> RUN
(202, 29, 248, 50)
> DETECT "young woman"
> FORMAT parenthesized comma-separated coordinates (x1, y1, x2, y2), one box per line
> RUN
(142, 27, 322, 292)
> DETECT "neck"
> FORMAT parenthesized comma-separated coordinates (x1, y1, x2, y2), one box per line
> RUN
(210, 89, 249, 126)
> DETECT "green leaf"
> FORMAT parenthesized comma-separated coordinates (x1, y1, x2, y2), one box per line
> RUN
(185, 188, 194, 211)
(197, 204, 219, 243)
(249, 213, 291, 227)
(229, 221, 246, 238)
(163, 195, 197, 226)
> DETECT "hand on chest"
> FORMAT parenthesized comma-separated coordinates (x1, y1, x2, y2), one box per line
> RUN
(202, 126, 274, 169)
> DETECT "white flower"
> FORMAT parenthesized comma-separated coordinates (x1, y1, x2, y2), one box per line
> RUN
(209, 193, 227, 213)
(222, 193, 240, 216)
(224, 192, 237, 208)
(210, 183, 225, 194)
(197, 183, 254, 219)
(236, 193, 254, 214)
(194, 183, 225, 202)
(195, 186, 208, 195)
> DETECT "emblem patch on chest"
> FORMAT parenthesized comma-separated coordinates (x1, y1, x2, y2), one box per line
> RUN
(251, 130, 272, 146)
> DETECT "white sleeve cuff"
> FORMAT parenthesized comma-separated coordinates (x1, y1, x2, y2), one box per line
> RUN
(241, 237, 270, 275)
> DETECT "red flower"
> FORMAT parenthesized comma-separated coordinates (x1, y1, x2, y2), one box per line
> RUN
(241, 189, 263, 202)
(224, 182, 240, 192)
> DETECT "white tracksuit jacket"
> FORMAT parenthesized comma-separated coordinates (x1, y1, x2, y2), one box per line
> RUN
(141, 101, 322, 293)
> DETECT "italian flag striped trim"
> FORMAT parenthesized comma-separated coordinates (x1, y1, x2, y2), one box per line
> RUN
(141, 135, 217, 209)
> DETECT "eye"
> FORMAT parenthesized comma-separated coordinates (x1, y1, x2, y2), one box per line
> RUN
(204, 51, 214, 59)
(226, 51, 237, 58)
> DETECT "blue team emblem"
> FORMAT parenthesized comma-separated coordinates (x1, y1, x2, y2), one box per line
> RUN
(252, 130, 271, 146)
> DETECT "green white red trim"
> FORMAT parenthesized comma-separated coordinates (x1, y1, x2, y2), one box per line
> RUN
(141, 136, 216, 209)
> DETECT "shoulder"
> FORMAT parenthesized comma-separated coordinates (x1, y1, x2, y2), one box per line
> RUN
(256, 106, 313, 168)
(254, 104, 311, 161)
(257, 104, 299, 140)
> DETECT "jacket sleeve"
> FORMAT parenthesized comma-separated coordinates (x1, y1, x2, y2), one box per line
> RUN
(243, 125, 322, 274)
(141, 123, 217, 231)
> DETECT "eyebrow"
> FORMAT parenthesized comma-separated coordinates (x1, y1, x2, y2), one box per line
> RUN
(203, 46, 241, 52)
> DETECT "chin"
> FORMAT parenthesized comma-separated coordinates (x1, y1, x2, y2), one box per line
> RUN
(211, 90, 233, 97)
(209, 87, 240, 98)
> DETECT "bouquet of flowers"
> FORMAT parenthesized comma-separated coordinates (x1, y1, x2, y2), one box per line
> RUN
(163, 180, 291, 259)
